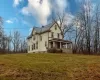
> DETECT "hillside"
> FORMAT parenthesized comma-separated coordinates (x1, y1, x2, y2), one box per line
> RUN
(0, 53, 100, 80)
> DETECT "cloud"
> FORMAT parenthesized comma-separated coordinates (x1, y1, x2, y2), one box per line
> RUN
(21, 0, 69, 25)
(6, 17, 19, 24)
(58, 13, 74, 29)
(6, 20, 13, 24)
(64, 13, 74, 25)
(29, 27, 33, 35)
(53, 0, 68, 14)
(13, 0, 23, 7)
(22, 0, 51, 25)
(22, 20, 32, 27)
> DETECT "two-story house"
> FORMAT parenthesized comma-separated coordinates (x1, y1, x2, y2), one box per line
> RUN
(27, 22, 72, 53)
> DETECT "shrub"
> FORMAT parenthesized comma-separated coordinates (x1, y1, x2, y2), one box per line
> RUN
(47, 48, 62, 53)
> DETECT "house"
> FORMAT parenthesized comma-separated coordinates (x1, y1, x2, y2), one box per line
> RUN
(27, 22, 72, 53)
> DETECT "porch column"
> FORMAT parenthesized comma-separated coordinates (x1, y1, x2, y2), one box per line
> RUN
(53, 41, 55, 48)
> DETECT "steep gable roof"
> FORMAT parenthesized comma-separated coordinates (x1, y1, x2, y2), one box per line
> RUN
(34, 22, 55, 33)
(27, 22, 62, 39)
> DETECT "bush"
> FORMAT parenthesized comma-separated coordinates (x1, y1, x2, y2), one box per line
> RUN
(47, 48, 62, 53)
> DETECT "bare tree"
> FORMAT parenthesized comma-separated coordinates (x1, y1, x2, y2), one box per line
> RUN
(52, 12, 74, 38)
(73, 0, 93, 54)
(12, 31, 21, 53)
(93, 5, 100, 53)
(20, 39, 27, 53)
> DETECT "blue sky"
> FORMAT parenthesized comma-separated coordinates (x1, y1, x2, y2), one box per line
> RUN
(0, 0, 99, 38)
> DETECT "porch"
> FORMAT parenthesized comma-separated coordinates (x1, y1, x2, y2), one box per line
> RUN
(48, 38, 72, 49)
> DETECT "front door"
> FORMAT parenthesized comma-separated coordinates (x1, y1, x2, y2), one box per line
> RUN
(57, 42, 60, 49)
(50, 42, 53, 48)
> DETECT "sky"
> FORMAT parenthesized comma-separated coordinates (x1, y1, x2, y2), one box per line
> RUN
(0, 0, 99, 38)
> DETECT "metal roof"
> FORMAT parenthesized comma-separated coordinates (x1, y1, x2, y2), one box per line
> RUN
(27, 22, 55, 39)
(34, 22, 55, 33)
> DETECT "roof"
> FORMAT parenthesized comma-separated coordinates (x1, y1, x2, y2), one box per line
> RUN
(49, 38, 72, 43)
(27, 22, 55, 39)
(34, 22, 55, 33)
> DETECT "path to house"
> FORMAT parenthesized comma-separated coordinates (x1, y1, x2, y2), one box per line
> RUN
(0, 53, 100, 80)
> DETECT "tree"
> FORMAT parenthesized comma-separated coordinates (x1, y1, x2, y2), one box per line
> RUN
(20, 39, 27, 53)
(73, 0, 93, 54)
(52, 12, 74, 39)
(93, 5, 100, 53)
(12, 31, 21, 52)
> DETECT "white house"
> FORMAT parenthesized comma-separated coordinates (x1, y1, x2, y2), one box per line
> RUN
(27, 22, 72, 53)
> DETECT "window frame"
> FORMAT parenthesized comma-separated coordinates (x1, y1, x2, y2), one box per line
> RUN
(57, 33, 60, 39)
(51, 32, 54, 38)
(40, 35, 42, 41)
(33, 35, 35, 40)
(45, 41, 47, 47)
(55, 25, 57, 30)
(34, 43, 35, 50)
(36, 41, 38, 49)
(32, 45, 34, 50)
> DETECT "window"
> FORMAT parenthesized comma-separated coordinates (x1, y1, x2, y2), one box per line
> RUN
(33, 35, 35, 40)
(57, 33, 60, 39)
(36, 42, 38, 49)
(55, 25, 57, 30)
(40, 35, 42, 41)
(51, 32, 54, 38)
(45, 41, 47, 47)
(32, 45, 34, 50)
(31, 45, 33, 50)
(34, 44, 35, 49)
(28, 46, 30, 51)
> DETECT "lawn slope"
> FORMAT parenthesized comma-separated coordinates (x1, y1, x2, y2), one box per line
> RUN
(0, 53, 100, 80)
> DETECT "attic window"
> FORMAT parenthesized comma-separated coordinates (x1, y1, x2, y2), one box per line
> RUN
(55, 25, 57, 30)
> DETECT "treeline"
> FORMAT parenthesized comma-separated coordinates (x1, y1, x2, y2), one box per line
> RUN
(0, 17, 27, 54)
(73, 1, 100, 54)
(52, 0, 100, 54)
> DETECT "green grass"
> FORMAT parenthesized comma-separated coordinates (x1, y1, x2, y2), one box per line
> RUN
(0, 53, 100, 80)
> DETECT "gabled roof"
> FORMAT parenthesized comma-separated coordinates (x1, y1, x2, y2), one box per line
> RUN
(27, 22, 55, 39)
(34, 22, 55, 33)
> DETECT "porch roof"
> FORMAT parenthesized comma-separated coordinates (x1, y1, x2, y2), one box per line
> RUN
(49, 38, 72, 43)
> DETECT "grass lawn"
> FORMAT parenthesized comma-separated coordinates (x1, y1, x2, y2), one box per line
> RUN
(0, 53, 100, 80)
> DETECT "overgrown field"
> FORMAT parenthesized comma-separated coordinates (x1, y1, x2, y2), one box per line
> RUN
(0, 53, 100, 80)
